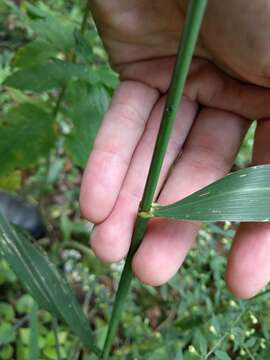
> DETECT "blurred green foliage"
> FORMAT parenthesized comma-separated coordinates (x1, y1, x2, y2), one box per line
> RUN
(0, 0, 269, 359)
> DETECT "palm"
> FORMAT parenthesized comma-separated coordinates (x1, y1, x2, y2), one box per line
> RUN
(91, 0, 270, 87)
(80, 1, 270, 299)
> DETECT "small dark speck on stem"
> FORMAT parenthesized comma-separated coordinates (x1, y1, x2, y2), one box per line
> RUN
(165, 106, 173, 114)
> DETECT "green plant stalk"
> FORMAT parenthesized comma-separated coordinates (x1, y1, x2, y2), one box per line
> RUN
(101, 1, 208, 358)
(52, 318, 62, 360)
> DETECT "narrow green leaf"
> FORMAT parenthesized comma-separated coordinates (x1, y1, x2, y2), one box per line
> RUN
(153, 166, 270, 222)
(0, 104, 56, 175)
(0, 213, 101, 357)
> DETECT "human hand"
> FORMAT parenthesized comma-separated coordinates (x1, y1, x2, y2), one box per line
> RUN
(80, 0, 270, 298)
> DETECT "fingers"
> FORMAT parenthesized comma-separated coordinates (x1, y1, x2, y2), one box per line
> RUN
(80, 81, 159, 223)
(186, 59, 270, 120)
(132, 108, 250, 285)
(226, 223, 270, 299)
(252, 119, 270, 165)
(226, 119, 270, 298)
(121, 57, 270, 119)
(90, 97, 198, 262)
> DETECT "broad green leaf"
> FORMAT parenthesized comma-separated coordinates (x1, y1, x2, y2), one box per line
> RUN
(4, 61, 94, 93)
(0, 303, 15, 322)
(73, 31, 119, 89)
(174, 315, 203, 330)
(0, 259, 16, 284)
(193, 330, 207, 356)
(0, 344, 13, 360)
(12, 40, 57, 68)
(16, 295, 35, 314)
(89, 84, 111, 114)
(0, 315, 28, 347)
(74, 30, 94, 64)
(214, 350, 232, 360)
(24, 2, 48, 20)
(184, 351, 201, 360)
(28, 18, 75, 52)
(25, 3, 76, 52)
(0, 104, 56, 175)
(0, 323, 16, 346)
(65, 81, 110, 167)
(94, 66, 119, 89)
(153, 166, 270, 222)
(0, 213, 101, 356)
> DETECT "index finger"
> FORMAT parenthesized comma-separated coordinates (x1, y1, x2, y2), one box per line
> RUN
(80, 81, 159, 223)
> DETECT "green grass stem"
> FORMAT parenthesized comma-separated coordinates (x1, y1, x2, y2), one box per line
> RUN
(101, 1, 208, 358)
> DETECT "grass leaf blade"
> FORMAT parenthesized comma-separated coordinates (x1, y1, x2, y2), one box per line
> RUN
(0, 213, 101, 357)
(153, 165, 270, 222)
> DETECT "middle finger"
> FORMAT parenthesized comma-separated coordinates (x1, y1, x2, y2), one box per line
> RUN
(91, 96, 198, 262)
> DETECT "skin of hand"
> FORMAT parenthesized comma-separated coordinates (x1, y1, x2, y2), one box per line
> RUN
(80, 0, 270, 299)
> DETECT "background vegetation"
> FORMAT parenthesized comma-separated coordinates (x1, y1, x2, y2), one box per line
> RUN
(0, 0, 269, 359)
